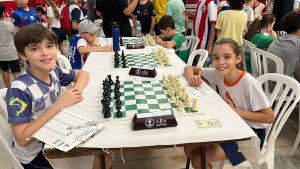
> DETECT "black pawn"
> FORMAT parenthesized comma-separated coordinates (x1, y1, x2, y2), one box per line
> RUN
(120, 36, 123, 46)
(107, 75, 114, 85)
(116, 76, 120, 85)
(116, 109, 122, 118)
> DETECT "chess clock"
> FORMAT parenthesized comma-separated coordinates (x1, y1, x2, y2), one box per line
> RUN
(126, 43, 145, 49)
(129, 67, 157, 78)
(131, 110, 178, 130)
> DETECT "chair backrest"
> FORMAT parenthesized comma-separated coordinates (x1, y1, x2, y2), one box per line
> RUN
(251, 47, 284, 77)
(257, 73, 300, 161)
(242, 39, 256, 72)
(186, 49, 209, 67)
(185, 35, 199, 55)
(0, 88, 24, 169)
(57, 53, 72, 70)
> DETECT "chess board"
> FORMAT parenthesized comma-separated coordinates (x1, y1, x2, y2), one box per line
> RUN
(121, 37, 145, 46)
(108, 80, 194, 119)
(115, 53, 168, 68)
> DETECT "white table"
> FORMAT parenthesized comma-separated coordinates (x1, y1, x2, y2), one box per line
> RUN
(45, 43, 260, 169)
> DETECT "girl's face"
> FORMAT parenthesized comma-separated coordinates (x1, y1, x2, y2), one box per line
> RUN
(212, 44, 241, 76)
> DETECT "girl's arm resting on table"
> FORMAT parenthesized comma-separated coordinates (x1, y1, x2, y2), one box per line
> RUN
(184, 66, 202, 87)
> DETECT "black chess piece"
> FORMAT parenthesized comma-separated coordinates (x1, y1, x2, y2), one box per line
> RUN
(116, 109, 122, 118)
(114, 51, 120, 57)
(121, 50, 125, 59)
(115, 76, 120, 84)
(107, 75, 114, 85)
(120, 36, 123, 46)
(103, 108, 111, 118)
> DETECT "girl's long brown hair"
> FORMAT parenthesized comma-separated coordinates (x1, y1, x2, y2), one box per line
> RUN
(244, 14, 275, 41)
(47, 0, 60, 20)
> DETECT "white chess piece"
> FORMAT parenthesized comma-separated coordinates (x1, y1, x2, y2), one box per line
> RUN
(177, 100, 183, 112)
(165, 56, 171, 66)
(171, 91, 176, 102)
(185, 93, 191, 106)
(191, 97, 199, 112)
(175, 96, 180, 107)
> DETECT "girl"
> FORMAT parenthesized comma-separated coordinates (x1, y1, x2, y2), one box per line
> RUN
(46, 0, 67, 56)
(244, 13, 276, 49)
(184, 38, 274, 169)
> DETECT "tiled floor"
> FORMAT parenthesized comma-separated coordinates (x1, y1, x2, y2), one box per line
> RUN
(0, 71, 299, 169)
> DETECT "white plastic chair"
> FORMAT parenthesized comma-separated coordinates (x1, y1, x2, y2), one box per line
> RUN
(57, 53, 72, 70)
(242, 39, 256, 73)
(0, 88, 24, 169)
(212, 73, 300, 169)
(186, 35, 199, 55)
(186, 49, 209, 67)
(251, 47, 284, 77)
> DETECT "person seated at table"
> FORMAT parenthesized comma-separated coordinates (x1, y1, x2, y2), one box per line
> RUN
(155, 15, 189, 63)
(6, 24, 89, 169)
(183, 38, 274, 169)
(67, 19, 112, 69)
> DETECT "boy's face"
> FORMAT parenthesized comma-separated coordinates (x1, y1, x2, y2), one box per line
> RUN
(160, 28, 172, 38)
(20, 39, 57, 72)
(81, 33, 96, 44)
(15, 0, 28, 8)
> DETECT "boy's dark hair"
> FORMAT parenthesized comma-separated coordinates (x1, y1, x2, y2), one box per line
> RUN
(36, 6, 46, 15)
(0, 2, 6, 18)
(14, 24, 58, 55)
(244, 14, 276, 41)
(227, 0, 246, 10)
(281, 12, 300, 34)
(157, 15, 175, 30)
(214, 38, 244, 71)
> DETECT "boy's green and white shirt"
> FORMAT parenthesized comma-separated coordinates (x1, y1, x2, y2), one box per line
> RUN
(171, 32, 190, 63)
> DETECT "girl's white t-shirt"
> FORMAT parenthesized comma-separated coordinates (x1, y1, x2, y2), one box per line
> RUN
(47, 6, 61, 28)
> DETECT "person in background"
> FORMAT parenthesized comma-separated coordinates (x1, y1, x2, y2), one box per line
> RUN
(215, 0, 248, 46)
(244, 0, 256, 27)
(69, 0, 85, 40)
(0, 2, 21, 88)
(86, 0, 97, 22)
(36, 5, 48, 26)
(151, 0, 168, 35)
(155, 15, 189, 63)
(272, 0, 295, 31)
(132, 0, 156, 35)
(8, 24, 89, 169)
(244, 13, 276, 49)
(46, 0, 67, 56)
(12, 0, 40, 31)
(267, 12, 300, 81)
(95, 0, 138, 37)
(184, 38, 274, 169)
(165, 0, 188, 35)
(218, 0, 230, 11)
(67, 19, 112, 69)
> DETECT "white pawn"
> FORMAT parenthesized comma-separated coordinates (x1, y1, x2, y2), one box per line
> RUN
(175, 96, 180, 107)
(177, 100, 183, 112)
(171, 90, 176, 102)
(162, 75, 167, 84)
(181, 88, 186, 101)
(165, 56, 171, 66)
(191, 97, 199, 112)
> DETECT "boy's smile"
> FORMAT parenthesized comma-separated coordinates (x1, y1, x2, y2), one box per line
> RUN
(20, 39, 57, 74)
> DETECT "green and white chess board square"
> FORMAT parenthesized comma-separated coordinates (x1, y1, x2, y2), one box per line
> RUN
(125, 53, 158, 68)
(121, 37, 145, 46)
(109, 80, 193, 119)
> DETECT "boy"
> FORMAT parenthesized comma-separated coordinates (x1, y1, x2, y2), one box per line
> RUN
(67, 19, 112, 69)
(155, 15, 189, 63)
(132, 0, 156, 35)
(7, 24, 89, 169)
(165, 0, 188, 35)
(12, 0, 40, 30)
(0, 2, 21, 87)
(69, 0, 85, 39)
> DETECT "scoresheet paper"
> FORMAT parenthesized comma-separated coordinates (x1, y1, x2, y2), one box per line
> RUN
(33, 110, 104, 152)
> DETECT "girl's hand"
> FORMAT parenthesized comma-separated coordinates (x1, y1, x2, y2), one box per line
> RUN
(269, 30, 277, 37)
(57, 88, 83, 110)
(188, 75, 202, 87)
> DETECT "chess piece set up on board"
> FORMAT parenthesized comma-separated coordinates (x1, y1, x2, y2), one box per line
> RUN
(114, 50, 127, 68)
(163, 75, 199, 113)
(152, 48, 171, 66)
(142, 34, 156, 46)
(101, 75, 123, 119)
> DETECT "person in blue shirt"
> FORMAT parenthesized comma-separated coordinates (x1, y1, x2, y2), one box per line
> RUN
(12, 0, 40, 30)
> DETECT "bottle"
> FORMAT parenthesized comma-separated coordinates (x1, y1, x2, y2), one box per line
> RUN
(111, 22, 120, 52)
(136, 21, 142, 37)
